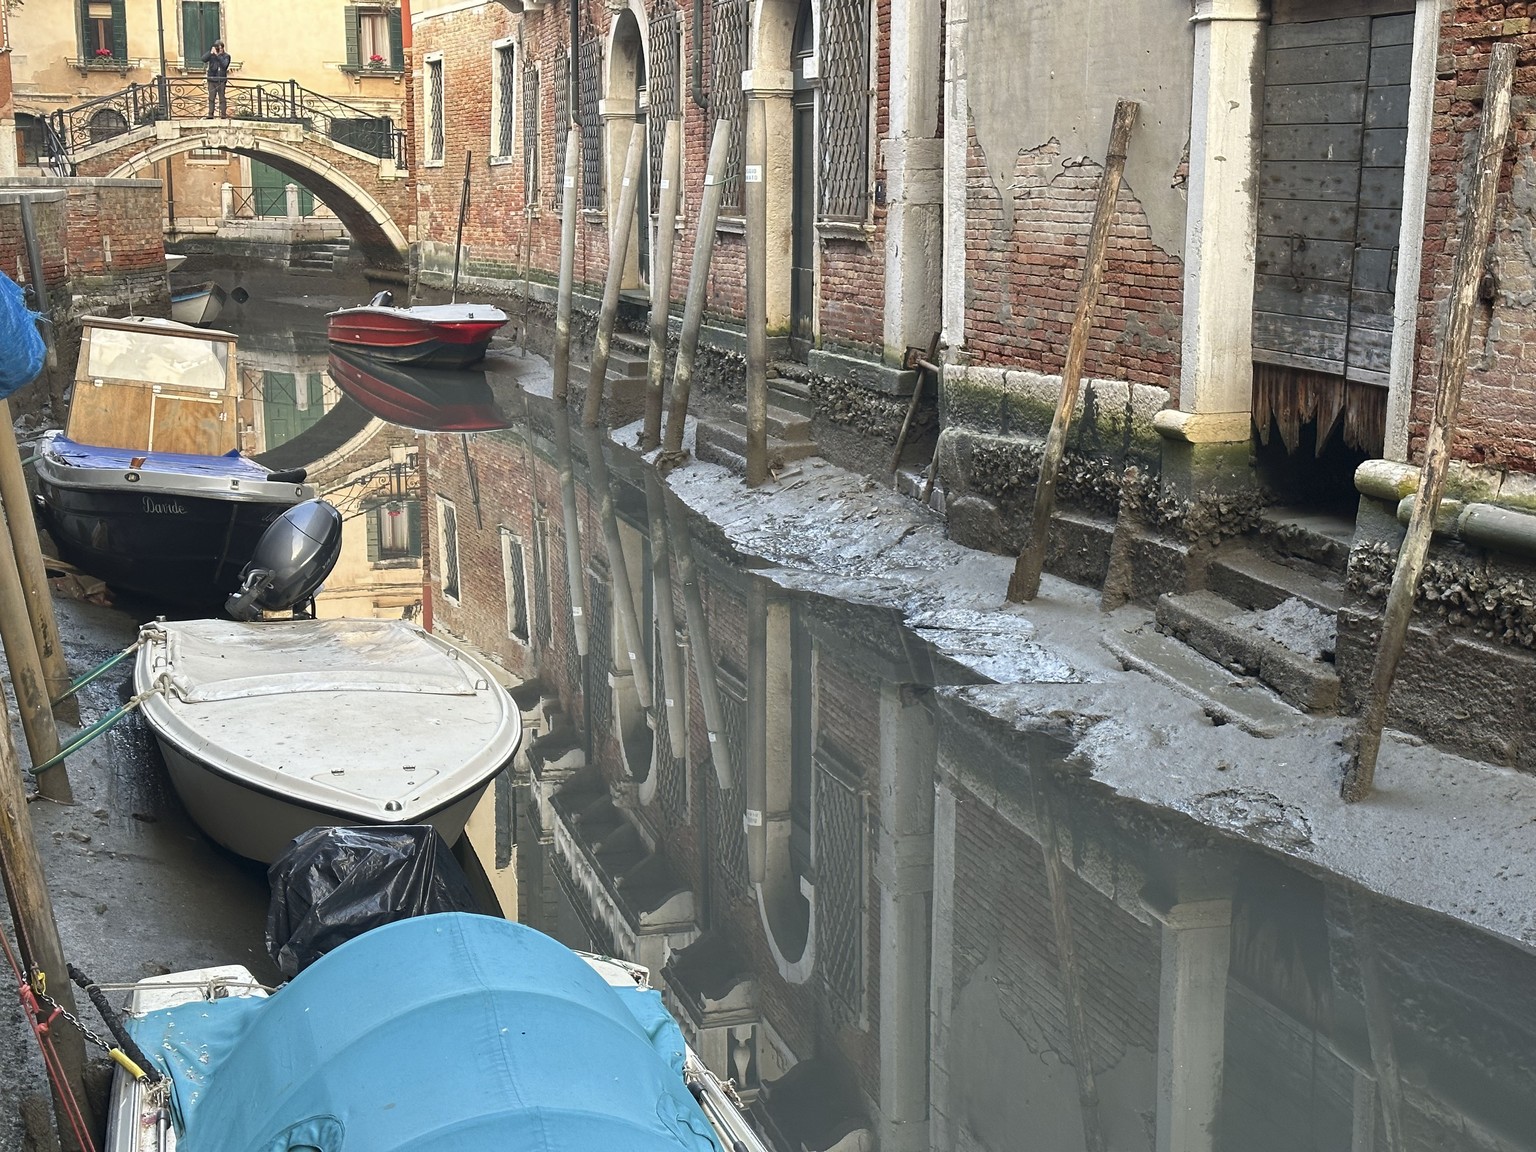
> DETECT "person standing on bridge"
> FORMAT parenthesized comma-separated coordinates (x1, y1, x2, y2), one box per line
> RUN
(203, 40, 231, 117)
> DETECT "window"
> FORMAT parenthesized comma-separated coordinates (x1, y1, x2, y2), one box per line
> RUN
(425, 57, 445, 164)
(708, 0, 748, 214)
(578, 37, 603, 211)
(551, 55, 568, 208)
(180, 1, 220, 70)
(345, 5, 403, 70)
(369, 499, 422, 563)
(500, 528, 529, 642)
(818, 0, 872, 221)
(88, 109, 128, 144)
(436, 497, 460, 601)
(523, 62, 541, 205)
(80, 0, 126, 62)
(492, 41, 516, 160)
(14, 115, 47, 168)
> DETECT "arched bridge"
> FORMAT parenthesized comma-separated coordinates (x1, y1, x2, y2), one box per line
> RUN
(49, 78, 412, 269)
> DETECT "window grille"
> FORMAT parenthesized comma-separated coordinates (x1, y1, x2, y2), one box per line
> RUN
(495, 43, 517, 159)
(588, 573, 613, 739)
(708, 0, 748, 214)
(426, 59, 445, 163)
(653, 622, 687, 824)
(818, 0, 870, 221)
(647, 0, 682, 205)
(559, 536, 582, 692)
(369, 499, 421, 562)
(437, 498, 460, 601)
(532, 517, 552, 648)
(578, 36, 604, 211)
(552, 54, 569, 209)
(711, 661, 749, 899)
(813, 744, 864, 1024)
(523, 61, 541, 205)
(501, 529, 529, 642)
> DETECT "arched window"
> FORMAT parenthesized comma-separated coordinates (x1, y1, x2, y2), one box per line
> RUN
(88, 109, 129, 144)
(818, 0, 871, 221)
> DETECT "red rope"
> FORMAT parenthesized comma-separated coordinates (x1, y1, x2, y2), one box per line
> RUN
(2, 922, 98, 1152)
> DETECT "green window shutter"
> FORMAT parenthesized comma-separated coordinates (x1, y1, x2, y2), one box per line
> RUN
(181, 1, 218, 69)
(344, 6, 361, 69)
(406, 498, 422, 558)
(387, 9, 404, 69)
(78, 0, 88, 58)
(366, 507, 381, 563)
(110, 0, 127, 60)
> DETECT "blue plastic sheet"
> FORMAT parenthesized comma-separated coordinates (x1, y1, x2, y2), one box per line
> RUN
(126, 914, 724, 1152)
(0, 271, 45, 398)
(43, 435, 266, 477)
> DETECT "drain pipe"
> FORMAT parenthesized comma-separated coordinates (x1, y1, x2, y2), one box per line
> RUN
(690, 0, 706, 109)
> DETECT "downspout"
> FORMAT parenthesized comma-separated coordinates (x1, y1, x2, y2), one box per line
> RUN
(569, 0, 579, 125)
(690, 0, 705, 108)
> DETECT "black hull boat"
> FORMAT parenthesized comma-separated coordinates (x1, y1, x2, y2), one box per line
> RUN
(35, 435, 311, 609)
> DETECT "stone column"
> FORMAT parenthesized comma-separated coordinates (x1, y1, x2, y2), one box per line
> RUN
(875, 682, 935, 1152)
(220, 181, 234, 221)
(940, 0, 969, 352)
(742, 68, 793, 336)
(1152, 899, 1233, 1152)
(1154, 0, 1266, 492)
(600, 98, 641, 288)
(284, 182, 300, 221)
(882, 0, 944, 365)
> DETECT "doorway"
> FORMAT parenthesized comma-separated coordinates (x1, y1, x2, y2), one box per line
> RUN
(610, 10, 649, 292)
(789, 0, 815, 358)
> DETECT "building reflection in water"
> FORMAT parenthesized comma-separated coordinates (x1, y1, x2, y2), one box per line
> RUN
(234, 330, 423, 620)
(411, 382, 1536, 1152)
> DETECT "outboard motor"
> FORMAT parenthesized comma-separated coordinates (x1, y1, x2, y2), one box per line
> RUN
(225, 499, 344, 621)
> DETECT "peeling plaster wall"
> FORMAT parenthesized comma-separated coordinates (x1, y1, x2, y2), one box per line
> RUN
(965, 0, 1194, 257)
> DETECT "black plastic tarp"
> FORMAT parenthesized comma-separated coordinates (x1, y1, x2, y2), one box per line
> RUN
(266, 825, 480, 979)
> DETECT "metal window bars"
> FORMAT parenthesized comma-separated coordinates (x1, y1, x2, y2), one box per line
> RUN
(708, 0, 748, 215)
(504, 531, 529, 641)
(813, 744, 864, 1025)
(427, 60, 445, 162)
(496, 44, 518, 159)
(523, 61, 541, 205)
(653, 623, 688, 825)
(817, 0, 871, 221)
(578, 36, 603, 212)
(552, 54, 569, 210)
(647, 0, 682, 206)
(588, 573, 614, 741)
(711, 662, 749, 899)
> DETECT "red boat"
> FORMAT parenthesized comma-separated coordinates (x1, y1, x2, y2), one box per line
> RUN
(326, 292, 508, 368)
(327, 348, 510, 432)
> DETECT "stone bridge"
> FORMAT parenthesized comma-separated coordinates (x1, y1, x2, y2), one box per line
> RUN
(52, 80, 412, 269)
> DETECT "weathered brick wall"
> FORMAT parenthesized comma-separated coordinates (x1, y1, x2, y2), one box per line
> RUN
(1411, 5, 1536, 474)
(963, 132, 1184, 393)
(413, 0, 891, 359)
(0, 195, 67, 291)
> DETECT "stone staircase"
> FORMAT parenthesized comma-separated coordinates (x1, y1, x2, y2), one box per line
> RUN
(290, 240, 353, 272)
(1106, 507, 1355, 732)
(695, 370, 818, 475)
(573, 332, 650, 425)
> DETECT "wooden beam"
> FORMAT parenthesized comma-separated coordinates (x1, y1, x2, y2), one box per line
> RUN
(1341, 43, 1516, 802)
(1009, 99, 1139, 603)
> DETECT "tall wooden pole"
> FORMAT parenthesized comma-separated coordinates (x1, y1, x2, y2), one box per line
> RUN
(665, 487, 733, 788)
(1008, 99, 1138, 603)
(583, 122, 648, 427)
(743, 96, 769, 487)
(1342, 43, 1516, 802)
(642, 120, 682, 451)
(582, 423, 652, 708)
(552, 405, 588, 658)
(0, 687, 91, 1145)
(551, 127, 581, 407)
(644, 470, 687, 758)
(0, 503, 67, 802)
(660, 119, 734, 464)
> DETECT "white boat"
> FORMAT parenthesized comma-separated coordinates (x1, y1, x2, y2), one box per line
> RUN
(133, 618, 522, 863)
(170, 280, 227, 326)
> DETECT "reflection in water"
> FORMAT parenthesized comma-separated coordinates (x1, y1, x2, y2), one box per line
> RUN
(414, 393, 1536, 1152)
(328, 347, 505, 432)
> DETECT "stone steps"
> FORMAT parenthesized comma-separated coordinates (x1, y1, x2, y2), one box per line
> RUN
(1156, 589, 1341, 713)
(1207, 547, 1344, 615)
(728, 401, 811, 442)
(695, 409, 818, 476)
(1259, 506, 1355, 574)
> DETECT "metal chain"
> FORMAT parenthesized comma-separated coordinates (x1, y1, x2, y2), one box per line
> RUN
(33, 989, 114, 1055)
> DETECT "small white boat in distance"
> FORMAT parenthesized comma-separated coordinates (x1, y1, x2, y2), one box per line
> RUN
(133, 618, 522, 863)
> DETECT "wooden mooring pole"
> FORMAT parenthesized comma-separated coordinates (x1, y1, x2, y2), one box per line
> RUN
(1341, 43, 1515, 803)
(665, 488, 733, 789)
(1008, 99, 1138, 603)
(0, 689, 91, 1147)
(644, 471, 687, 758)
(551, 127, 581, 408)
(642, 120, 682, 452)
(582, 423, 652, 708)
(660, 119, 734, 466)
(583, 122, 647, 428)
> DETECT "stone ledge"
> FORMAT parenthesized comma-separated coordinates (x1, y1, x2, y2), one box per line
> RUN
(807, 348, 917, 396)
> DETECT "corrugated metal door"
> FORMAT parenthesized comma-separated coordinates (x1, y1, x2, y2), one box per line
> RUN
(1254, 12, 1413, 386)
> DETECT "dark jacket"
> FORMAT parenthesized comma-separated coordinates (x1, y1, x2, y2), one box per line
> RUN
(203, 49, 231, 79)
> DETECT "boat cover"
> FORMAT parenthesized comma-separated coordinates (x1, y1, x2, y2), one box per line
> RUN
(126, 914, 724, 1152)
(157, 618, 482, 702)
(41, 435, 271, 479)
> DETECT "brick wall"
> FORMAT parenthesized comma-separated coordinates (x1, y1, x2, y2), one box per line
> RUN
(963, 131, 1184, 394)
(1411, 4, 1536, 473)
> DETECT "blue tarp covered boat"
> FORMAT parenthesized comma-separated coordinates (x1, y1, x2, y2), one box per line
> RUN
(121, 914, 733, 1152)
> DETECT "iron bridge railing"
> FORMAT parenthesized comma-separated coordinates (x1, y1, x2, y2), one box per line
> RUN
(47, 76, 406, 168)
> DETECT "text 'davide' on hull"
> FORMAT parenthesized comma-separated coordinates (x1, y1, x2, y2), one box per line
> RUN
(34, 434, 312, 609)
(326, 302, 509, 368)
(133, 618, 523, 864)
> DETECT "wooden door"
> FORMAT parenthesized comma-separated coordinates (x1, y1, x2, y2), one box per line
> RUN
(1254, 12, 1412, 386)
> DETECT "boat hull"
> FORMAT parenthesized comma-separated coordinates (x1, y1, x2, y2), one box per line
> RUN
(327, 305, 507, 368)
(152, 734, 488, 864)
(327, 347, 506, 431)
(170, 281, 227, 326)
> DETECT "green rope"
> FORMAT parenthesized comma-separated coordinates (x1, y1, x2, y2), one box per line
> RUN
(51, 640, 142, 707)
(30, 690, 156, 778)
